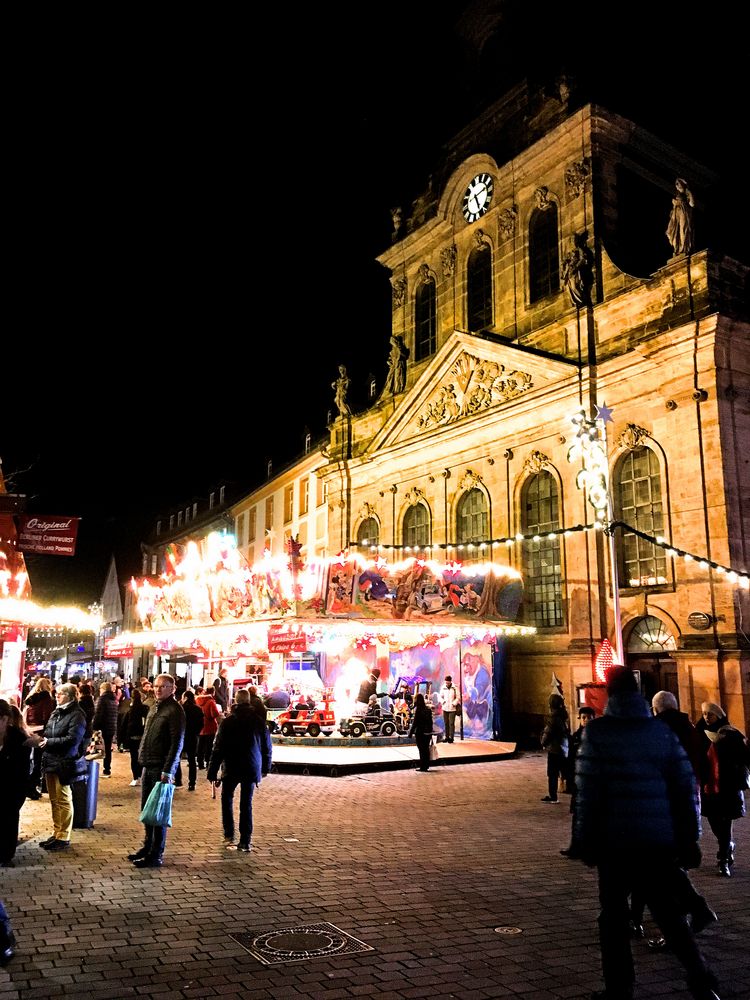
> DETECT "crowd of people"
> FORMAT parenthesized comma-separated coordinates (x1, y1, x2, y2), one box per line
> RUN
(0, 667, 273, 967)
(541, 671, 749, 1000)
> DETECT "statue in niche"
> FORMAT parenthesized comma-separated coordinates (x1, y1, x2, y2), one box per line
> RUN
(332, 365, 351, 417)
(383, 335, 409, 395)
(561, 232, 594, 308)
(666, 177, 694, 256)
(564, 160, 588, 201)
(441, 244, 457, 277)
(498, 206, 518, 241)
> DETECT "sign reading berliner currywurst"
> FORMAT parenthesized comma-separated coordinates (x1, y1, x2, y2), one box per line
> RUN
(16, 515, 80, 557)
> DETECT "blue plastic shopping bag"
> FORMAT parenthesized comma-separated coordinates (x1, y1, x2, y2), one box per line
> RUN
(138, 781, 174, 827)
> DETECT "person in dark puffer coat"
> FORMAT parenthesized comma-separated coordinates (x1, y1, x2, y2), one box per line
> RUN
(33, 684, 87, 852)
(92, 683, 119, 777)
(575, 667, 720, 1000)
(207, 689, 272, 851)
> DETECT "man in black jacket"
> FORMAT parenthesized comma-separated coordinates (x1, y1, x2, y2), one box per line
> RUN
(92, 682, 119, 777)
(207, 689, 272, 852)
(576, 667, 720, 1000)
(127, 674, 185, 868)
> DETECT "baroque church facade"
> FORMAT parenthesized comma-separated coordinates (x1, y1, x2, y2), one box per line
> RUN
(313, 82, 749, 737)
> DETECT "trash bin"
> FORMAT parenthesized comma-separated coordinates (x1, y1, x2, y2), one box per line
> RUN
(72, 759, 99, 829)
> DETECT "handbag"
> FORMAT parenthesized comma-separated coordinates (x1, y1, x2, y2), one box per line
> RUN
(85, 730, 105, 761)
(429, 742, 439, 761)
(139, 781, 175, 827)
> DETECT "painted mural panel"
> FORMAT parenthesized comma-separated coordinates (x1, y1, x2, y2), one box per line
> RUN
(132, 533, 523, 630)
(319, 638, 494, 741)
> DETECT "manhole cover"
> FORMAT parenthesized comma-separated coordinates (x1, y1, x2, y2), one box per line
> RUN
(230, 921, 374, 966)
(494, 926, 523, 935)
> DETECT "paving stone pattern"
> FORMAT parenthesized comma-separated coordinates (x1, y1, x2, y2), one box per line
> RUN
(2, 751, 748, 999)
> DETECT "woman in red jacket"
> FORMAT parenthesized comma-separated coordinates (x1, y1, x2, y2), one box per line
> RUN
(195, 690, 222, 769)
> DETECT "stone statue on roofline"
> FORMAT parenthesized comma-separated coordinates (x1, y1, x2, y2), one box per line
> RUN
(666, 177, 694, 256)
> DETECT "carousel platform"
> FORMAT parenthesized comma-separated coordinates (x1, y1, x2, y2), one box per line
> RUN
(269, 736, 517, 777)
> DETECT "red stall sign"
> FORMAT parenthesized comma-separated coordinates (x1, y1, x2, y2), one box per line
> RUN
(16, 515, 80, 557)
(267, 624, 307, 653)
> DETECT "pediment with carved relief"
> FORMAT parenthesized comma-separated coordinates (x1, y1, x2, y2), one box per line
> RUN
(367, 332, 579, 453)
(417, 351, 533, 430)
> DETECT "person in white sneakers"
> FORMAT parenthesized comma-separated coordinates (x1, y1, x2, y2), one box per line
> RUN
(439, 676, 461, 744)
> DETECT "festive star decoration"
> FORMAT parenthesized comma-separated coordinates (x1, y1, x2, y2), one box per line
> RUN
(595, 402, 614, 424)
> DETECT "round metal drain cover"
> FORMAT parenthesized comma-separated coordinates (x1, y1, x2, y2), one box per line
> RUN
(267, 930, 338, 953)
(494, 925, 523, 935)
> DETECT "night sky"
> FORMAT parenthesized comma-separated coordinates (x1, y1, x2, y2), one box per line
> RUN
(4, 2, 748, 605)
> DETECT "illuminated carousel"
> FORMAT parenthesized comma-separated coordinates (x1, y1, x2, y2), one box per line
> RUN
(120, 533, 534, 773)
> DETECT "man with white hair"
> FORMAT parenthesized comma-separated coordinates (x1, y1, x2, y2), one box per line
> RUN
(651, 691, 702, 774)
(641, 692, 718, 948)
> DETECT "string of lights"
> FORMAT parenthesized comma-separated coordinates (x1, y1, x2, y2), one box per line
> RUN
(349, 520, 749, 588)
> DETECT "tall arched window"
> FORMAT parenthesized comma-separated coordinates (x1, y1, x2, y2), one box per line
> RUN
(521, 472, 563, 627)
(357, 517, 380, 549)
(614, 446, 667, 588)
(467, 245, 493, 331)
(529, 204, 559, 302)
(456, 488, 488, 544)
(415, 278, 436, 361)
(403, 503, 431, 548)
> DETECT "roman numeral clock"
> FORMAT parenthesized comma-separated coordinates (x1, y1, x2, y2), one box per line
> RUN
(462, 173, 493, 223)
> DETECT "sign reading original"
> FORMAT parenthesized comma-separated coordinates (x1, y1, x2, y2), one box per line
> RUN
(16, 515, 80, 557)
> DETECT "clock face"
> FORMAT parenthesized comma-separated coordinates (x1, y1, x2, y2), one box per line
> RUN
(462, 173, 493, 223)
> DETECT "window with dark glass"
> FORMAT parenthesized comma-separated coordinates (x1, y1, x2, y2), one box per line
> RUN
(456, 488, 488, 543)
(529, 204, 559, 302)
(357, 517, 380, 548)
(467, 245, 493, 331)
(403, 503, 430, 548)
(615, 447, 667, 588)
(415, 278, 436, 361)
(521, 472, 563, 627)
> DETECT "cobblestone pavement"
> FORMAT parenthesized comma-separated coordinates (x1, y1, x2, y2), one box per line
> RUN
(2, 750, 748, 1000)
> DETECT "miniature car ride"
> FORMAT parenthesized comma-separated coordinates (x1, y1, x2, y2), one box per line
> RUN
(339, 711, 399, 738)
(275, 704, 337, 737)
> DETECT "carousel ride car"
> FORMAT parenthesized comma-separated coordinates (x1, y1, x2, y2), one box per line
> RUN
(338, 709, 404, 738)
(274, 703, 338, 737)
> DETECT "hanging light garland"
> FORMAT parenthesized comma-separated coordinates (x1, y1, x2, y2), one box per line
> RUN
(0, 598, 103, 631)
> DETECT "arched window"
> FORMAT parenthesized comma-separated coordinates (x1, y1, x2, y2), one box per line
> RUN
(521, 472, 563, 627)
(529, 204, 559, 302)
(614, 446, 667, 588)
(403, 503, 431, 548)
(357, 517, 380, 549)
(456, 488, 488, 544)
(467, 245, 493, 331)
(415, 278, 436, 361)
